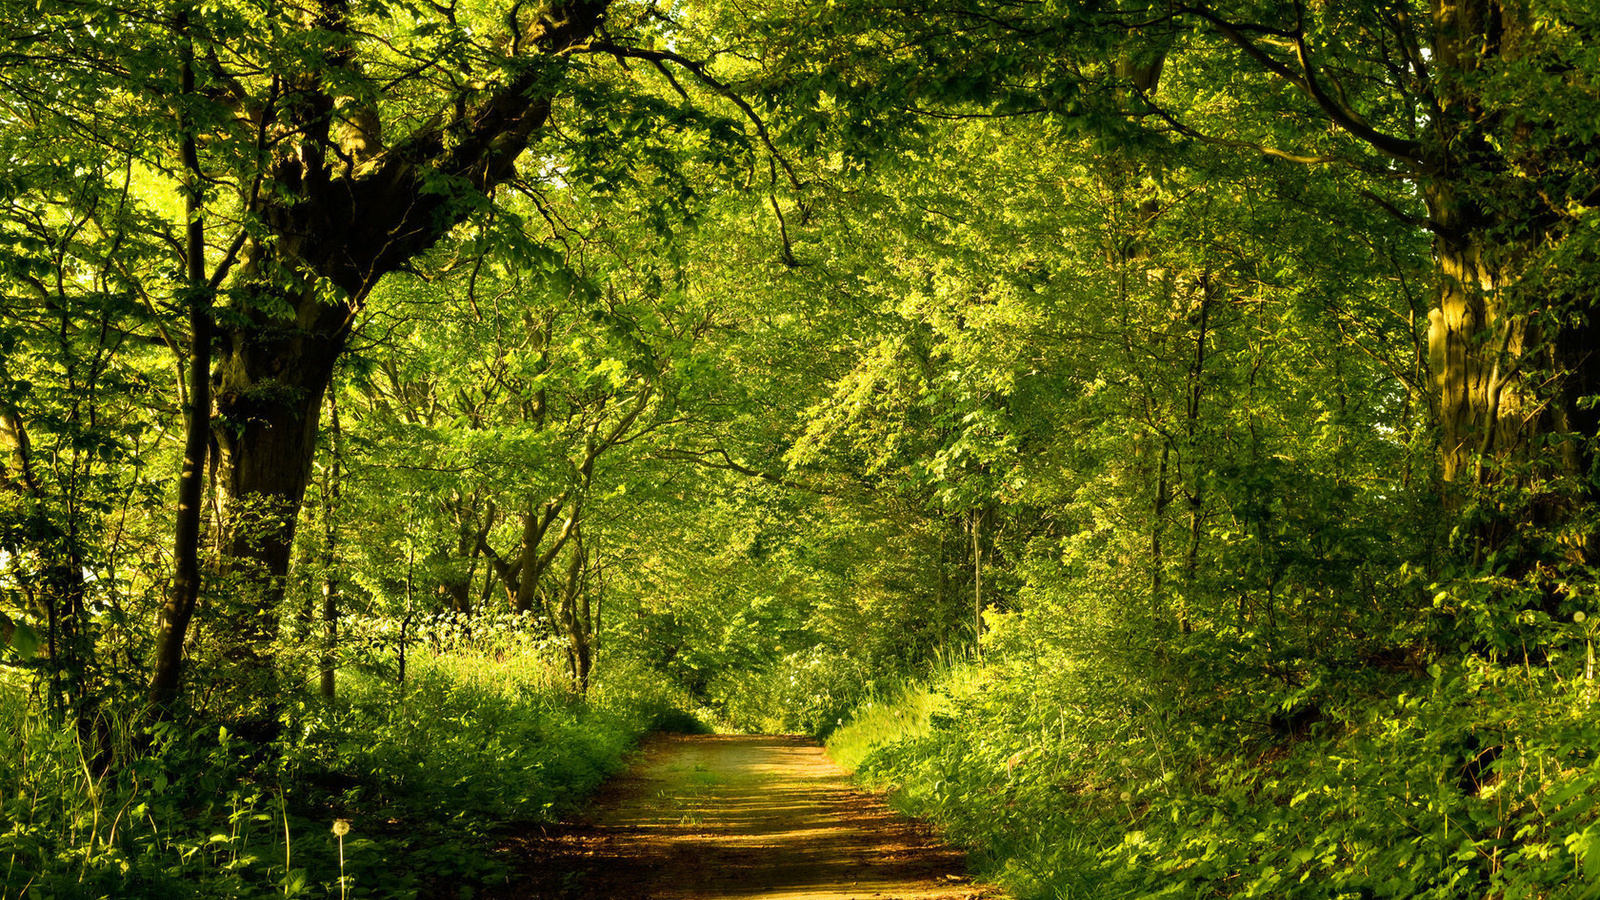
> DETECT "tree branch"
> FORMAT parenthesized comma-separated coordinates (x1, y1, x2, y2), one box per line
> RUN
(584, 41, 805, 192)
(654, 447, 834, 495)
(1185, 2, 1424, 165)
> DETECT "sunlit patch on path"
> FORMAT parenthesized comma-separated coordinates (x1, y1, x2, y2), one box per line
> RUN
(490, 734, 1002, 900)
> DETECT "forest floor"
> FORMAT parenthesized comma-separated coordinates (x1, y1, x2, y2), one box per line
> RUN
(485, 734, 1002, 900)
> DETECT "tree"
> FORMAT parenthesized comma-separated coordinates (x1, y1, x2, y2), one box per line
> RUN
(334, 140, 745, 690)
(0, 0, 772, 707)
(752, 0, 1600, 567)
(0, 119, 174, 739)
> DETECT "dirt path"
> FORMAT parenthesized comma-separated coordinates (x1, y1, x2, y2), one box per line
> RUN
(490, 734, 1001, 900)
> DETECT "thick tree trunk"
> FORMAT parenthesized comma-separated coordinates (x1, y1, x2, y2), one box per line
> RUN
(1429, 225, 1600, 563)
(206, 300, 344, 705)
(1420, 1, 1600, 565)
(1424, 187, 1532, 488)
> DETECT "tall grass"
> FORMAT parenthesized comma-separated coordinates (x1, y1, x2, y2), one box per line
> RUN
(0, 642, 688, 900)
(825, 679, 942, 773)
(826, 649, 1600, 900)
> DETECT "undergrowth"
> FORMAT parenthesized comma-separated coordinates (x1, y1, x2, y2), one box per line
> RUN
(0, 643, 694, 899)
(709, 645, 875, 738)
(829, 650, 1600, 900)
(825, 678, 943, 773)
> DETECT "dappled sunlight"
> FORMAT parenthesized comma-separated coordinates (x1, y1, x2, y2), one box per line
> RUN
(495, 735, 995, 900)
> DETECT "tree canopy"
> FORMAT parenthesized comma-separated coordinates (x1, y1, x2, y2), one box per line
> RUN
(3, 0, 1600, 897)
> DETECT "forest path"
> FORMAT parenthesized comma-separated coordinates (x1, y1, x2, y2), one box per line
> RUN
(489, 734, 1001, 900)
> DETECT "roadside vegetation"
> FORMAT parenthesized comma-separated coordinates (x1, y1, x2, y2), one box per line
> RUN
(0, 618, 691, 899)
(829, 650, 1600, 900)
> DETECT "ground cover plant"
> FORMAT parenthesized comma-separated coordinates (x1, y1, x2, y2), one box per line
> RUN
(0, 627, 687, 899)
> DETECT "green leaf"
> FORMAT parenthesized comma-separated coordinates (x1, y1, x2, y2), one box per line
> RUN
(8, 622, 39, 659)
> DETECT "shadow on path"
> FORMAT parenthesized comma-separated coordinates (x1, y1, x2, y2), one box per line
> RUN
(486, 734, 1002, 900)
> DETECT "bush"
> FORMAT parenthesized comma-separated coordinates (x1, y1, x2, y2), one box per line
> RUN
(590, 655, 715, 734)
(707, 646, 873, 738)
(835, 651, 1600, 900)
(0, 640, 664, 900)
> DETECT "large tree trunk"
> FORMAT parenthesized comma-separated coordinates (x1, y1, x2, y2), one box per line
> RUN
(1422, 1, 1600, 565)
(1425, 196, 1529, 486)
(1423, 0, 1534, 494)
(205, 297, 345, 706)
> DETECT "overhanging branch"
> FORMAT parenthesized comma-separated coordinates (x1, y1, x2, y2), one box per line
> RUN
(582, 41, 804, 192)
(1183, 1, 1424, 166)
(655, 447, 833, 495)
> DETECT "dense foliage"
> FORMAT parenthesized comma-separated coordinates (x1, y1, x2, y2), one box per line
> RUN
(0, 620, 689, 898)
(1, 0, 1599, 896)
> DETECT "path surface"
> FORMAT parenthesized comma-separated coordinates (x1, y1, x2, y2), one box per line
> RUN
(491, 734, 1000, 900)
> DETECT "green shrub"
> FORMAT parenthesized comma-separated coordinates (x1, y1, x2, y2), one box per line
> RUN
(708, 646, 873, 738)
(590, 655, 715, 735)
(838, 653, 1600, 900)
(0, 642, 663, 900)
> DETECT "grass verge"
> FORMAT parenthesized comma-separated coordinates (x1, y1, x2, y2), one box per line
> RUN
(0, 648, 694, 900)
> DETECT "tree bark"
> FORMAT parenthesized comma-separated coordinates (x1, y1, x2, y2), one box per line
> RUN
(512, 498, 570, 614)
(1420, 1, 1600, 565)
(558, 524, 591, 692)
(207, 304, 341, 700)
(148, 301, 212, 712)
(319, 391, 342, 700)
